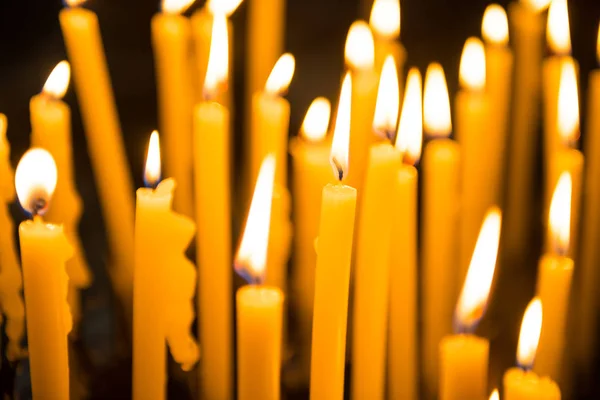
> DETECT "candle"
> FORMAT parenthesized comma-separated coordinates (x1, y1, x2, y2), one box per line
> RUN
(0, 115, 25, 360)
(535, 172, 574, 382)
(421, 62, 461, 397)
(193, 16, 233, 399)
(310, 74, 357, 400)
(30, 61, 91, 329)
(351, 60, 403, 400)
(344, 21, 379, 190)
(482, 4, 513, 209)
(503, 298, 561, 400)
(388, 65, 422, 400)
(440, 208, 502, 400)
(235, 155, 283, 400)
(15, 149, 72, 400)
(455, 37, 492, 286)
(368, 0, 406, 77)
(60, 0, 135, 302)
(133, 132, 199, 400)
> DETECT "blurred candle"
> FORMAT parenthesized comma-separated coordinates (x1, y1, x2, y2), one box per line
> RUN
(369, 0, 406, 79)
(16, 149, 72, 400)
(310, 75, 357, 400)
(421, 62, 461, 398)
(504, 298, 561, 400)
(440, 208, 501, 400)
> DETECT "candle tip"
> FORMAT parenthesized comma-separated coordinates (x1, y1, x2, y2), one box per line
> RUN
(15, 148, 57, 217)
(345, 21, 375, 70)
(395, 67, 423, 165)
(301, 97, 331, 142)
(517, 297, 543, 370)
(144, 131, 162, 188)
(423, 62, 452, 138)
(482, 4, 509, 46)
(369, 0, 400, 39)
(330, 73, 352, 181)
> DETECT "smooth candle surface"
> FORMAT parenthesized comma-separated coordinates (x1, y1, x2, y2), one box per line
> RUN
(439, 334, 489, 400)
(503, 368, 561, 400)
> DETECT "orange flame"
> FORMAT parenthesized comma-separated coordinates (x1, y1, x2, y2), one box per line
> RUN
(549, 172, 572, 255)
(459, 37, 486, 91)
(373, 56, 400, 139)
(15, 148, 58, 216)
(489, 389, 499, 400)
(64, 0, 86, 6)
(144, 131, 161, 188)
(301, 97, 331, 142)
(43, 61, 70, 99)
(265, 53, 295, 96)
(204, 12, 229, 97)
(547, 0, 572, 55)
(517, 297, 543, 369)
(369, 0, 400, 39)
(162, 0, 196, 14)
(395, 67, 423, 165)
(557, 59, 579, 145)
(423, 63, 452, 138)
(345, 21, 375, 70)
(482, 4, 509, 46)
(330, 73, 352, 181)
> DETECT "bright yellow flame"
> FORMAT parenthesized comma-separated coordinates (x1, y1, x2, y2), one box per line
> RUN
(345, 21, 375, 70)
(144, 131, 161, 188)
(557, 59, 579, 145)
(489, 389, 499, 400)
(547, 0, 572, 55)
(64, 0, 86, 6)
(395, 68, 423, 165)
(330, 73, 352, 181)
(521, 0, 552, 12)
(42, 61, 70, 99)
(162, 0, 196, 14)
(207, 0, 243, 16)
(15, 148, 57, 216)
(369, 0, 400, 39)
(482, 4, 509, 46)
(517, 297, 543, 369)
(549, 172, 572, 255)
(455, 207, 502, 330)
(301, 97, 331, 142)
(373, 56, 400, 138)
(265, 53, 295, 95)
(459, 37, 486, 91)
(204, 12, 229, 97)
(423, 63, 452, 138)
(235, 155, 276, 281)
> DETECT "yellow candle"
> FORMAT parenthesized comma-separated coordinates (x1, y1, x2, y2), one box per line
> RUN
(503, 298, 561, 400)
(30, 61, 91, 329)
(310, 74, 357, 400)
(440, 208, 502, 400)
(455, 37, 492, 286)
(15, 149, 72, 400)
(369, 0, 406, 78)
(421, 62, 461, 397)
(59, 0, 135, 302)
(235, 155, 284, 400)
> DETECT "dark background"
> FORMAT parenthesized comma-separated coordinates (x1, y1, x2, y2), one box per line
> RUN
(0, 0, 599, 398)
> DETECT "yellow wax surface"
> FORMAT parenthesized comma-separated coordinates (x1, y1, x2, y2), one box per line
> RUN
(439, 334, 489, 400)
(237, 285, 284, 400)
(352, 142, 402, 399)
(20, 219, 73, 400)
(310, 183, 357, 400)
(503, 367, 561, 400)
(193, 102, 233, 400)
(388, 165, 418, 400)
(422, 138, 461, 396)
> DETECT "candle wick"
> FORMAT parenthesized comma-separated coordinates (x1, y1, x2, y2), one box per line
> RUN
(332, 157, 344, 181)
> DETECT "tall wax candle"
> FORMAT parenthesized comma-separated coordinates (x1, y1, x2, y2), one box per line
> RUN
(369, 0, 406, 80)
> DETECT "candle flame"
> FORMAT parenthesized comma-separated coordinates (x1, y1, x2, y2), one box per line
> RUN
(64, 0, 86, 7)
(455, 207, 502, 332)
(15, 148, 57, 216)
(597, 23, 600, 64)
(330, 73, 352, 181)
(207, 0, 243, 16)
(557, 59, 579, 145)
(162, 0, 196, 14)
(235, 155, 276, 283)
(459, 37, 486, 91)
(144, 131, 162, 188)
(482, 4, 509, 46)
(373, 56, 400, 139)
(395, 67, 423, 165)
(517, 297, 543, 369)
(489, 389, 499, 400)
(521, 0, 552, 12)
(549, 172, 572, 255)
(301, 97, 331, 142)
(265, 53, 295, 96)
(43, 61, 71, 100)
(423, 63, 452, 138)
(547, 0, 572, 55)
(204, 12, 229, 98)
(345, 21, 375, 70)
(369, 0, 400, 39)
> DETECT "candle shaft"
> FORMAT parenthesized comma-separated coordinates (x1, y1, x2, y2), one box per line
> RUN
(439, 334, 489, 400)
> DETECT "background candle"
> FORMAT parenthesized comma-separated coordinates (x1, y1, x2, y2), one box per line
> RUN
(369, 0, 406, 80)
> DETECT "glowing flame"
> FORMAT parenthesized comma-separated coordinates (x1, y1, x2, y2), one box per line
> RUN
(43, 61, 70, 99)
(521, 0, 552, 12)
(597, 23, 600, 64)
(423, 63, 452, 138)
(64, 0, 86, 6)
(301, 97, 331, 142)
(482, 4, 509, 46)
(345, 21, 375, 70)
(455, 207, 502, 331)
(517, 297, 543, 369)
(15, 148, 57, 216)
(459, 37, 486, 91)
(547, 0, 572, 55)
(330, 73, 352, 181)
(144, 131, 161, 188)
(489, 389, 499, 400)
(369, 0, 400, 39)
(549, 172, 572, 255)
(395, 68, 423, 165)
(557, 59, 579, 145)
(204, 12, 229, 97)
(162, 0, 196, 14)
(373, 56, 400, 139)
(265, 53, 295, 96)
(207, 0, 243, 16)
(235, 155, 276, 282)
